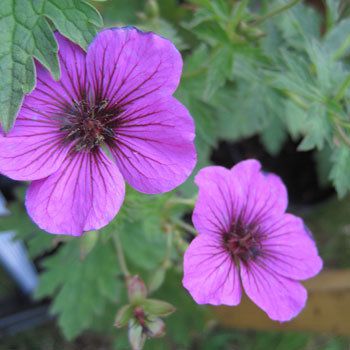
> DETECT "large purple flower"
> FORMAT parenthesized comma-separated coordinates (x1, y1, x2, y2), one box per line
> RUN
(0, 28, 196, 236)
(183, 160, 322, 321)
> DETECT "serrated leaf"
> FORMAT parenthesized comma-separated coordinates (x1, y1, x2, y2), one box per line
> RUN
(272, 1, 321, 51)
(330, 146, 350, 198)
(101, 190, 170, 271)
(44, 0, 103, 49)
(35, 238, 121, 340)
(203, 45, 234, 100)
(211, 83, 270, 141)
(284, 100, 308, 139)
(0, 0, 102, 130)
(260, 116, 287, 156)
(120, 224, 166, 271)
(306, 40, 345, 95)
(270, 50, 319, 101)
(298, 104, 331, 151)
(323, 18, 350, 59)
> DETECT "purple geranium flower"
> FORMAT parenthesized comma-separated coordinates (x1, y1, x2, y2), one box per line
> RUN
(0, 28, 196, 236)
(183, 160, 322, 321)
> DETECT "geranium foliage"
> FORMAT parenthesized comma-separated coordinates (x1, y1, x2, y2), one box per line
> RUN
(1, 1, 350, 349)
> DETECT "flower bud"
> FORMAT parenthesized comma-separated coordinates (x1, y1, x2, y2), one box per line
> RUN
(127, 275, 147, 303)
(146, 317, 165, 338)
(128, 323, 146, 350)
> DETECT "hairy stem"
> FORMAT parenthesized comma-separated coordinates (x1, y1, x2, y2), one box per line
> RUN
(113, 233, 130, 277)
(166, 196, 196, 208)
(172, 218, 197, 236)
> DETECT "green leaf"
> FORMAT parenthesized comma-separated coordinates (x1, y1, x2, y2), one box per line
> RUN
(211, 83, 270, 141)
(325, 0, 341, 30)
(0, 0, 102, 130)
(323, 19, 350, 59)
(306, 41, 345, 95)
(260, 115, 287, 156)
(284, 100, 308, 139)
(35, 237, 121, 340)
(298, 104, 331, 151)
(330, 146, 350, 198)
(44, 0, 102, 49)
(272, 1, 321, 51)
(203, 45, 234, 100)
(120, 223, 167, 271)
(102, 190, 170, 271)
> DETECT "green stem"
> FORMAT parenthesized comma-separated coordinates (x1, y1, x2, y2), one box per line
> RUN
(333, 35, 350, 61)
(172, 218, 197, 236)
(167, 196, 196, 208)
(254, 0, 302, 25)
(163, 229, 173, 267)
(113, 233, 130, 277)
(333, 120, 350, 148)
(284, 91, 309, 110)
(335, 75, 350, 102)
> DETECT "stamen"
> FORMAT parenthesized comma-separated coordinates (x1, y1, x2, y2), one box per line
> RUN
(59, 98, 122, 152)
(223, 219, 262, 263)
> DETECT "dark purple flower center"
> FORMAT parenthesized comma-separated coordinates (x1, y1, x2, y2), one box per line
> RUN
(60, 99, 122, 152)
(223, 220, 262, 263)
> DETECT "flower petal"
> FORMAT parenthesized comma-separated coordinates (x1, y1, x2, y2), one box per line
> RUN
(86, 27, 182, 107)
(240, 261, 307, 322)
(183, 234, 242, 306)
(231, 159, 288, 224)
(26, 149, 125, 235)
(27, 33, 87, 119)
(259, 213, 323, 280)
(193, 166, 242, 236)
(0, 135, 70, 181)
(0, 33, 87, 181)
(54, 32, 88, 102)
(109, 96, 196, 193)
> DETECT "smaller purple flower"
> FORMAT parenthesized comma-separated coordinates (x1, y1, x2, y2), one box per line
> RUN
(0, 28, 196, 236)
(183, 160, 322, 321)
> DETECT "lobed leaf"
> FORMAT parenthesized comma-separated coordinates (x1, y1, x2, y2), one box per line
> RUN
(35, 238, 121, 340)
(0, 0, 102, 130)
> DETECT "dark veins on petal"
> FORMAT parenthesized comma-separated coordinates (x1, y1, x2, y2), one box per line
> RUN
(59, 97, 123, 152)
